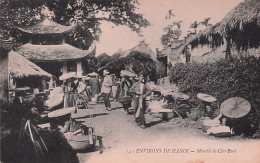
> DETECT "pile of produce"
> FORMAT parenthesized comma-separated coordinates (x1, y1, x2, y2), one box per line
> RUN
(170, 118, 196, 127)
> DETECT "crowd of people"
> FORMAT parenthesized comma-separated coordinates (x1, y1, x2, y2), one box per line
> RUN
(57, 69, 153, 129)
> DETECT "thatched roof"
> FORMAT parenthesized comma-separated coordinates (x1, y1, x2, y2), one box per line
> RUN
(14, 43, 96, 62)
(216, 0, 260, 35)
(118, 42, 156, 61)
(9, 51, 52, 79)
(184, 0, 260, 50)
(17, 19, 76, 35)
(159, 39, 186, 58)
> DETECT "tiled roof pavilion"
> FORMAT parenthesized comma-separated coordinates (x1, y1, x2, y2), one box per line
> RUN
(17, 19, 76, 34)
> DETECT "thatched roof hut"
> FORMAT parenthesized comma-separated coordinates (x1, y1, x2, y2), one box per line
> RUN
(170, 0, 259, 62)
(216, 0, 260, 35)
(119, 41, 157, 61)
(188, 0, 259, 51)
(9, 51, 52, 79)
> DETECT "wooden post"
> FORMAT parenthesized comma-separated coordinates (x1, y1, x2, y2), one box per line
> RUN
(76, 61, 82, 76)
(225, 36, 232, 61)
(0, 49, 9, 106)
(62, 62, 67, 74)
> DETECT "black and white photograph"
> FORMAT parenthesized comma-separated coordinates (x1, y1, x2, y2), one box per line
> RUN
(0, 0, 259, 162)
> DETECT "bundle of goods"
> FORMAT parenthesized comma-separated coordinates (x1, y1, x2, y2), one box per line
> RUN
(207, 126, 232, 137)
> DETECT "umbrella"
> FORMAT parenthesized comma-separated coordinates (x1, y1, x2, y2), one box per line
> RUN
(220, 97, 251, 118)
(120, 70, 136, 77)
(74, 75, 87, 78)
(48, 107, 76, 118)
(83, 76, 91, 80)
(87, 72, 99, 77)
(59, 72, 76, 80)
(197, 93, 217, 102)
(171, 92, 190, 100)
(9, 87, 30, 91)
(160, 89, 175, 96)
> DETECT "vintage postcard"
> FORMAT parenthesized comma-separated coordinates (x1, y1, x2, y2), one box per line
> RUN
(1, 0, 259, 162)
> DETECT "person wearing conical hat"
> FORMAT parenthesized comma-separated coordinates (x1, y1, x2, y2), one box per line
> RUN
(101, 70, 113, 111)
(128, 74, 151, 129)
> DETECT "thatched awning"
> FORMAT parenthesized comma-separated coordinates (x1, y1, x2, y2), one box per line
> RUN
(14, 43, 96, 62)
(215, 0, 260, 35)
(17, 19, 76, 35)
(9, 51, 52, 79)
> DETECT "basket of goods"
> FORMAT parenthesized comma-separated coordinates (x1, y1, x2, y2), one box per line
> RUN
(149, 101, 174, 120)
(202, 119, 221, 132)
(119, 96, 132, 106)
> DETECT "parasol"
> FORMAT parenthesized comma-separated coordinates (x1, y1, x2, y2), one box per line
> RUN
(83, 76, 91, 80)
(197, 93, 217, 102)
(48, 107, 76, 118)
(35, 92, 46, 96)
(59, 72, 76, 80)
(9, 87, 30, 91)
(87, 72, 99, 77)
(45, 92, 64, 110)
(120, 70, 136, 77)
(171, 92, 190, 100)
(220, 97, 251, 118)
(74, 75, 87, 78)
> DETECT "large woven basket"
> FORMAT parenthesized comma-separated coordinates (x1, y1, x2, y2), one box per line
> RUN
(68, 135, 96, 151)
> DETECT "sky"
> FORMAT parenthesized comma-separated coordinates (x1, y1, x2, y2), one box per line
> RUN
(96, 0, 244, 56)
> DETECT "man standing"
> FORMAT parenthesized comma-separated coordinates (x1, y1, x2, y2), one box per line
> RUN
(90, 74, 100, 98)
(128, 74, 151, 129)
(101, 70, 112, 111)
(111, 74, 118, 100)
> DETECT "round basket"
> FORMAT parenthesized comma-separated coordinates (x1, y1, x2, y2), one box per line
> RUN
(68, 135, 96, 151)
(150, 112, 174, 120)
(118, 96, 132, 104)
(202, 119, 220, 132)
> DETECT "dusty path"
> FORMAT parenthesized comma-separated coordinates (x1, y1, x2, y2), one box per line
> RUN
(73, 101, 260, 163)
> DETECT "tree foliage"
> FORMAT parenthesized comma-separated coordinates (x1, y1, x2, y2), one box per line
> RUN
(160, 10, 182, 47)
(170, 57, 260, 116)
(100, 51, 156, 80)
(0, 0, 149, 49)
(161, 28, 182, 47)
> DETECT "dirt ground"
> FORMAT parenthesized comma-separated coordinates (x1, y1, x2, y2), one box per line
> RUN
(73, 101, 260, 163)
